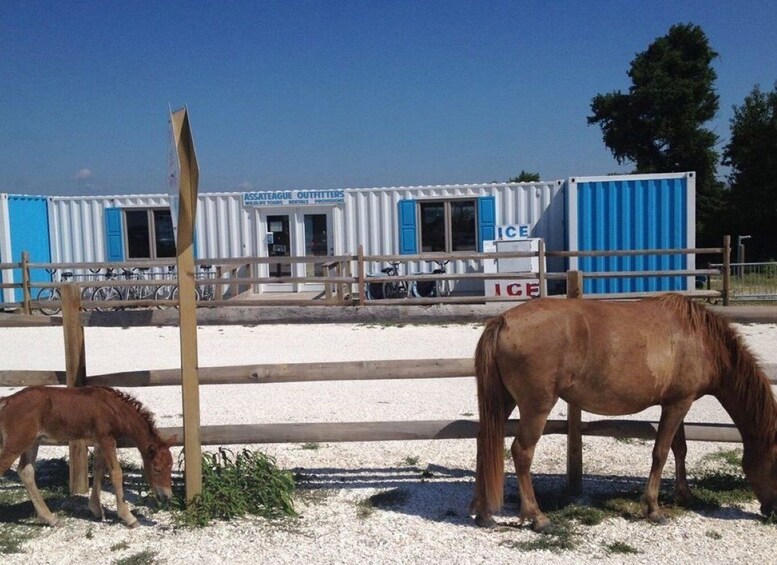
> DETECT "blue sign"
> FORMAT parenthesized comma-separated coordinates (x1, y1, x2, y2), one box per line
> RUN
(243, 190, 345, 207)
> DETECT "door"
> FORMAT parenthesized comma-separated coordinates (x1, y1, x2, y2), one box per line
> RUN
(304, 213, 329, 277)
(266, 215, 291, 278)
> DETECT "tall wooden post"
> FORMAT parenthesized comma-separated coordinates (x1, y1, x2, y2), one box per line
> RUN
(357, 245, 365, 306)
(170, 107, 202, 502)
(21, 251, 31, 315)
(722, 235, 731, 306)
(566, 270, 583, 495)
(537, 239, 547, 298)
(62, 284, 88, 493)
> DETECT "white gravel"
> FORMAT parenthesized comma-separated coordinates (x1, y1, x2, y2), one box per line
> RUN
(1, 321, 776, 564)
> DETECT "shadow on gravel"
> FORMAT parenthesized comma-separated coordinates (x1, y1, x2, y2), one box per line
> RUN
(0, 458, 168, 528)
(293, 466, 763, 526)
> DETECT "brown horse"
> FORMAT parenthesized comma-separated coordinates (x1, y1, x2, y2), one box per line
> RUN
(0, 386, 176, 527)
(471, 294, 777, 532)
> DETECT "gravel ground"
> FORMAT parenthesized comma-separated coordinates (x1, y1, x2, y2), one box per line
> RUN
(1, 321, 776, 564)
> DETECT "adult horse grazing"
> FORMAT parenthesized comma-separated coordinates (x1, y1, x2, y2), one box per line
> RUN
(471, 294, 777, 532)
(0, 386, 176, 528)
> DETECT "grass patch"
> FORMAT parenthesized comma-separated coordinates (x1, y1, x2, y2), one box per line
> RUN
(605, 541, 641, 555)
(500, 524, 577, 552)
(172, 448, 297, 527)
(701, 448, 742, 469)
(114, 550, 159, 565)
(111, 541, 131, 551)
(299, 443, 320, 451)
(551, 504, 605, 526)
(401, 456, 419, 466)
(705, 529, 722, 539)
(691, 471, 753, 510)
(0, 525, 36, 555)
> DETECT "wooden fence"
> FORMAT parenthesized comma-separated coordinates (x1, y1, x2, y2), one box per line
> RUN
(1, 236, 731, 314)
(2, 267, 773, 496)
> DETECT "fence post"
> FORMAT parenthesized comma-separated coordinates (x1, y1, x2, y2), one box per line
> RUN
(722, 235, 731, 306)
(21, 251, 31, 315)
(357, 245, 365, 306)
(566, 270, 583, 496)
(62, 284, 89, 494)
(538, 239, 547, 298)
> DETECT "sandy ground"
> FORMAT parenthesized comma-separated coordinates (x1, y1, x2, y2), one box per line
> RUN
(0, 321, 776, 564)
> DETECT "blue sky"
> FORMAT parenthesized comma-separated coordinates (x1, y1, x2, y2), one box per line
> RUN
(2, 1, 776, 196)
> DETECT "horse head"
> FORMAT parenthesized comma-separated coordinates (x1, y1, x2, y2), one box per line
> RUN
(742, 442, 777, 516)
(142, 435, 176, 502)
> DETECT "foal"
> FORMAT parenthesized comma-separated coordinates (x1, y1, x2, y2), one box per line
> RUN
(0, 386, 176, 528)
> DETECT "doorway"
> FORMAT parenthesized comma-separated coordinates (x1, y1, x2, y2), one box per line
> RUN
(266, 215, 291, 278)
(261, 208, 333, 292)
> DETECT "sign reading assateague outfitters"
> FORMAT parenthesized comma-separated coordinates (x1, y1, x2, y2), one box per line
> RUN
(242, 189, 345, 207)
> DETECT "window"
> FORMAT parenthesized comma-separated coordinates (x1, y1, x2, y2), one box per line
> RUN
(125, 209, 176, 259)
(419, 199, 477, 253)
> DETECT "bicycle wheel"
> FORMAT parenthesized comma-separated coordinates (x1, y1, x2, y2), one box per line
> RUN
(91, 286, 121, 311)
(366, 279, 384, 300)
(36, 288, 61, 316)
(411, 279, 437, 298)
(171, 285, 201, 302)
(154, 285, 174, 308)
(382, 281, 406, 299)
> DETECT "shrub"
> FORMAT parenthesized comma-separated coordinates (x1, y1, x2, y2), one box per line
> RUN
(174, 448, 297, 527)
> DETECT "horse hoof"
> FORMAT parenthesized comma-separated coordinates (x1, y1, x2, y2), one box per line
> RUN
(474, 515, 497, 528)
(532, 517, 553, 534)
(647, 513, 668, 525)
(126, 520, 140, 529)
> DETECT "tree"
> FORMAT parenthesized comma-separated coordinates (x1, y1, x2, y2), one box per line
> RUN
(722, 83, 777, 261)
(588, 23, 723, 245)
(508, 170, 540, 182)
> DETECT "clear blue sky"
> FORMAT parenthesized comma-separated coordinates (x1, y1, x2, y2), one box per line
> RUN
(2, 1, 776, 196)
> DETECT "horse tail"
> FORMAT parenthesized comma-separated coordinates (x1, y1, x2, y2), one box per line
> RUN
(474, 314, 507, 514)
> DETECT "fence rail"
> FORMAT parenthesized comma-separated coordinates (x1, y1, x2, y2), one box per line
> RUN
(708, 261, 777, 302)
(1, 236, 733, 313)
(2, 266, 773, 497)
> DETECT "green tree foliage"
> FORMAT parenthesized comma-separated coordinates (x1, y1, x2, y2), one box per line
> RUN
(508, 170, 541, 183)
(722, 83, 777, 261)
(588, 23, 723, 244)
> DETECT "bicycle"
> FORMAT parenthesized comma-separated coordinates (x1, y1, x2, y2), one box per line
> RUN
(154, 265, 204, 307)
(196, 264, 216, 301)
(36, 269, 75, 315)
(91, 267, 155, 310)
(410, 259, 451, 298)
(366, 262, 407, 300)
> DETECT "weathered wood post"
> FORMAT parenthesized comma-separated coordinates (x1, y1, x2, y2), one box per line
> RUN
(21, 251, 31, 315)
(61, 283, 88, 493)
(357, 245, 366, 306)
(566, 270, 583, 496)
(722, 235, 731, 306)
(169, 106, 202, 502)
(538, 239, 547, 298)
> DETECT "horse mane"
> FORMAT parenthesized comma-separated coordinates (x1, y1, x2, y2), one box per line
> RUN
(98, 386, 163, 442)
(654, 293, 777, 438)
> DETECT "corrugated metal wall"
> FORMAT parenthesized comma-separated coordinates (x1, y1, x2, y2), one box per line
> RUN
(567, 173, 695, 294)
(48, 181, 565, 262)
(343, 182, 565, 291)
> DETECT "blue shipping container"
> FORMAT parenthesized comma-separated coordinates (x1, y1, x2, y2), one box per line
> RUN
(566, 173, 695, 294)
(8, 195, 52, 302)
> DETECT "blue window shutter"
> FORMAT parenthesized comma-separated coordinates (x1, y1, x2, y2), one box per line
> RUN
(104, 208, 125, 261)
(397, 199, 417, 254)
(478, 196, 496, 251)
